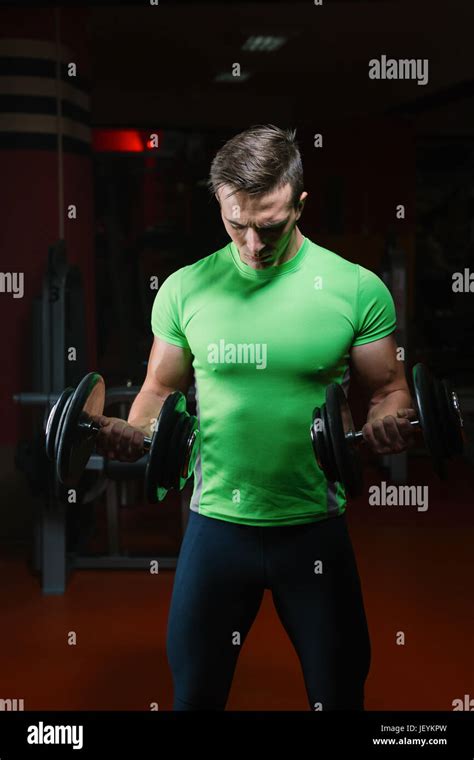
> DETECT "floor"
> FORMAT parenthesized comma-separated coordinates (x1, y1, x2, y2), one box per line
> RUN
(0, 458, 472, 711)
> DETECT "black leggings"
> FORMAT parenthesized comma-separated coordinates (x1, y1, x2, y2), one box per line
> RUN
(166, 509, 371, 710)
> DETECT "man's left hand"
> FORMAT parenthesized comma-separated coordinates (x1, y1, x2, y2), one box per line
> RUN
(361, 408, 417, 455)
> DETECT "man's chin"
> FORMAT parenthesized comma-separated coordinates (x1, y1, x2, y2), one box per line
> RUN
(244, 253, 273, 265)
(247, 260, 272, 269)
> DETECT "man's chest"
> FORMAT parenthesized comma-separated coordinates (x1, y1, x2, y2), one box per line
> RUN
(183, 283, 355, 378)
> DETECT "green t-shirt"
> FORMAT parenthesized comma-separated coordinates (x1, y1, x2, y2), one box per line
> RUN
(151, 236, 396, 526)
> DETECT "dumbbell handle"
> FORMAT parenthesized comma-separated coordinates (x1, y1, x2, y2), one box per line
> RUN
(349, 418, 420, 441)
(78, 418, 153, 451)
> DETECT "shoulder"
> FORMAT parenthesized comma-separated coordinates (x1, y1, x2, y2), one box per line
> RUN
(306, 240, 388, 288)
(157, 244, 229, 293)
(181, 244, 231, 278)
(304, 239, 359, 273)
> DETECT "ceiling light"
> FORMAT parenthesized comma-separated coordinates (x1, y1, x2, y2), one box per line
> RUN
(241, 35, 287, 52)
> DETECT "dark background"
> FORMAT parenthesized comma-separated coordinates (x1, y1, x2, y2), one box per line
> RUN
(0, 0, 473, 711)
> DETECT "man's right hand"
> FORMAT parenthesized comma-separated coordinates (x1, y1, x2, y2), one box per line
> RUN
(92, 415, 147, 462)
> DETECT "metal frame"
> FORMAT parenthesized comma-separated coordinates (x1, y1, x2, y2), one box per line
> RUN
(15, 245, 185, 594)
(24, 385, 185, 594)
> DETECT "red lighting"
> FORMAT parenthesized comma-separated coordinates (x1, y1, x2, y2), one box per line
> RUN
(92, 129, 163, 153)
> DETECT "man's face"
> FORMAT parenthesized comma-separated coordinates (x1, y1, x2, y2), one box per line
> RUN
(217, 182, 307, 270)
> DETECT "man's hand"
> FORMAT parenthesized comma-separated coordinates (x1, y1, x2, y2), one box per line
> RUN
(92, 415, 146, 462)
(361, 408, 417, 455)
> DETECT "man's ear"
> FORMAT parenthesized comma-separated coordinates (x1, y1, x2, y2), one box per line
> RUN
(296, 191, 308, 215)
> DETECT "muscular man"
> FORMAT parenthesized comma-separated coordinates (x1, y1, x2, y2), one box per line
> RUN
(97, 124, 416, 710)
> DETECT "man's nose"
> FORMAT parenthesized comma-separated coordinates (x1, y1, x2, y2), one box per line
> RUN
(245, 227, 265, 254)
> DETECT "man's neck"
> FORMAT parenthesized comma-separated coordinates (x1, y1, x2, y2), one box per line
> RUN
(277, 226, 303, 266)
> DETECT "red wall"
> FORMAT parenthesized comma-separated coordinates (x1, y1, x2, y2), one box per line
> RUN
(0, 7, 96, 445)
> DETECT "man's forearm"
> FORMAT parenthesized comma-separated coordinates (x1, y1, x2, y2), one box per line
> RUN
(366, 389, 413, 423)
(127, 390, 166, 437)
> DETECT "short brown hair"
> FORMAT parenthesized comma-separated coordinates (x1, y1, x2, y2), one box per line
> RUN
(208, 124, 304, 208)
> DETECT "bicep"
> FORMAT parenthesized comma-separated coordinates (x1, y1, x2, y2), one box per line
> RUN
(141, 337, 193, 397)
(349, 334, 409, 402)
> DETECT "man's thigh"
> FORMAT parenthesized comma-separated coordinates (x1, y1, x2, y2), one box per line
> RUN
(268, 514, 371, 710)
(166, 511, 265, 708)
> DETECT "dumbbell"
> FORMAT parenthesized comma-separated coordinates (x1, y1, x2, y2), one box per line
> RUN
(310, 363, 465, 498)
(45, 372, 200, 502)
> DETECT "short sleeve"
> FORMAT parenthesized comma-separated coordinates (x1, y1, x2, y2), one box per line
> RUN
(151, 269, 190, 349)
(352, 265, 397, 346)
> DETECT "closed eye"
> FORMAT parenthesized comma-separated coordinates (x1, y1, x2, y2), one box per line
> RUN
(228, 220, 287, 232)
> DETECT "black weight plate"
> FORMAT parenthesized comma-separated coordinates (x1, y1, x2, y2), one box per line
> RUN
(432, 378, 452, 457)
(172, 414, 192, 489)
(55, 463, 107, 505)
(52, 392, 75, 486)
(80, 470, 109, 505)
(310, 407, 326, 473)
(56, 373, 105, 487)
(182, 419, 200, 484)
(145, 391, 186, 503)
(311, 405, 339, 482)
(166, 412, 188, 491)
(325, 382, 363, 498)
(176, 415, 200, 491)
(440, 379, 464, 457)
(322, 403, 340, 483)
(412, 363, 446, 478)
(45, 387, 74, 460)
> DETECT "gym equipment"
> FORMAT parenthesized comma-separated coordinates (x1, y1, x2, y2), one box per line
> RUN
(310, 363, 465, 497)
(14, 244, 199, 594)
(13, 241, 89, 595)
(45, 372, 200, 503)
